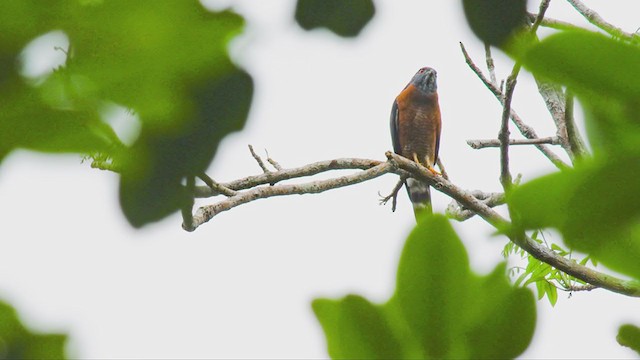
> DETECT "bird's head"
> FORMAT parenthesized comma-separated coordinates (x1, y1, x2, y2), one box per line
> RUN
(410, 67, 437, 93)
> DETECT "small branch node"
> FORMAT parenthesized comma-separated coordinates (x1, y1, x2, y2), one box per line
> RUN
(248, 144, 271, 174)
(265, 149, 283, 171)
(198, 173, 237, 197)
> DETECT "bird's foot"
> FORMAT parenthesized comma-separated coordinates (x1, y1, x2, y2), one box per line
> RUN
(427, 165, 441, 176)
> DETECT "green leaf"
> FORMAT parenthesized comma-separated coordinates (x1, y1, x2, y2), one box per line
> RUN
(0, 299, 68, 359)
(519, 30, 640, 102)
(617, 324, 640, 355)
(509, 157, 640, 280)
(312, 295, 403, 359)
(462, 0, 527, 47)
(0, 84, 117, 159)
(295, 0, 375, 37)
(119, 68, 253, 227)
(465, 264, 537, 358)
(61, 1, 245, 124)
(314, 214, 536, 359)
(516, 30, 640, 155)
(394, 215, 470, 358)
(0, 0, 253, 200)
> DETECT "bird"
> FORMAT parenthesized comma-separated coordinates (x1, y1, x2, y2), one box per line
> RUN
(390, 67, 442, 217)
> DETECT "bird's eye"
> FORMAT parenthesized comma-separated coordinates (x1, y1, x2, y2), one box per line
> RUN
(419, 69, 424, 73)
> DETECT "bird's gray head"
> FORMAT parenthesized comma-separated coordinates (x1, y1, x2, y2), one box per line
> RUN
(410, 67, 437, 93)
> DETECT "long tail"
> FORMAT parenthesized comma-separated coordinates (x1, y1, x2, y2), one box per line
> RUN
(405, 177, 432, 220)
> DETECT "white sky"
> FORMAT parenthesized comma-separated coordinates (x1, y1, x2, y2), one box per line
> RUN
(1, 0, 640, 358)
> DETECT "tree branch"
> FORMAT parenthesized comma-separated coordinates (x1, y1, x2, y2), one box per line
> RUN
(467, 137, 560, 149)
(184, 160, 393, 231)
(500, 73, 517, 190)
(193, 158, 382, 198)
(484, 43, 497, 86)
(459, 42, 570, 170)
(527, 13, 584, 32)
(385, 152, 640, 297)
(183, 149, 640, 296)
(446, 191, 505, 221)
(563, 90, 589, 159)
(248, 144, 272, 173)
(566, 0, 640, 42)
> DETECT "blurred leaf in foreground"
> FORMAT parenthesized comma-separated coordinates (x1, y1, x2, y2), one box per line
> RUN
(0, 299, 68, 359)
(313, 215, 536, 358)
(295, 0, 375, 37)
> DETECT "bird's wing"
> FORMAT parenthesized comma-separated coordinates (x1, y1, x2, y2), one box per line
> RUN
(390, 99, 401, 155)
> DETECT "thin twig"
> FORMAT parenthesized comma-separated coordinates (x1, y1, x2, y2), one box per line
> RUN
(436, 157, 450, 181)
(566, 0, 640, 42)
(467, 137, 560, 149)
(563, 90, 588, 159)
(500, 74, 517, 190)
(564, 284, 597, 293)
(530, 0, 551, 34)
(193, 158, 383, 198)
(527, 13, 583, 32)
(534, 79, 573, 158)
(460, 42, 569, 169)
(484, 43, 497, 86)
(265, 149, 283, 171)
(186, 161, 393, 231)
(248, 144, 270, 173)
(446, 191, 505, 221)
(198, 173, 237, 197)
(379, 177, 405, 212)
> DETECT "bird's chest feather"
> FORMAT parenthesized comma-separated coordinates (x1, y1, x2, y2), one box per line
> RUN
(395, 90, 440, 159)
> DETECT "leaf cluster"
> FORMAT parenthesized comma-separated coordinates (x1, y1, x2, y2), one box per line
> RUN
(314, 215, 536, 359)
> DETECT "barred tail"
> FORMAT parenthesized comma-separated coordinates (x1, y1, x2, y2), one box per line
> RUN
(406, 178, 432, 219)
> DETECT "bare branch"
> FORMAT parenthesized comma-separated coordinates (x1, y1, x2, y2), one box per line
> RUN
(386, 152, 640, 297)
(530, 0, 551, 34)
(186, 161, 394, 231)
(183, 149, 640, 296)
(265, 149, 283, 171)
(460, 42, 570, 170)
(500, 73, 517, 190)
(534, 79, 573, 157)
(436, 157, 450, 181)
(248, 144, 271, 173)
(198, 173, 237, 197)
(484, 43, 497, 86)
(527, 13, 584, 32)
(446, 191, 505, 221)
(193, 158, 383, 198)
(566, 0, 640, 42)
(564, 90, 589, 159)
(565, 284, 597, 293)
(467, 137, 560, 149)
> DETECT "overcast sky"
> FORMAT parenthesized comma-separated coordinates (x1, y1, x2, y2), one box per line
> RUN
(1, 0, 640, 358)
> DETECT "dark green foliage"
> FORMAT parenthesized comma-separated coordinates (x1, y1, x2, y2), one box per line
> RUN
(462, 0, 528, 46)
(506, 27, 640, 282)
(295, 0, 375, 37)
(0, 300, 68, 359)
(509, 158, 640, 280)
(517, 30, 640, 156)
(617, 324, 640, 355)
(120, 68, 253, 227)
(313, 215, 537, 359)
(0, 0, 254, 226)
